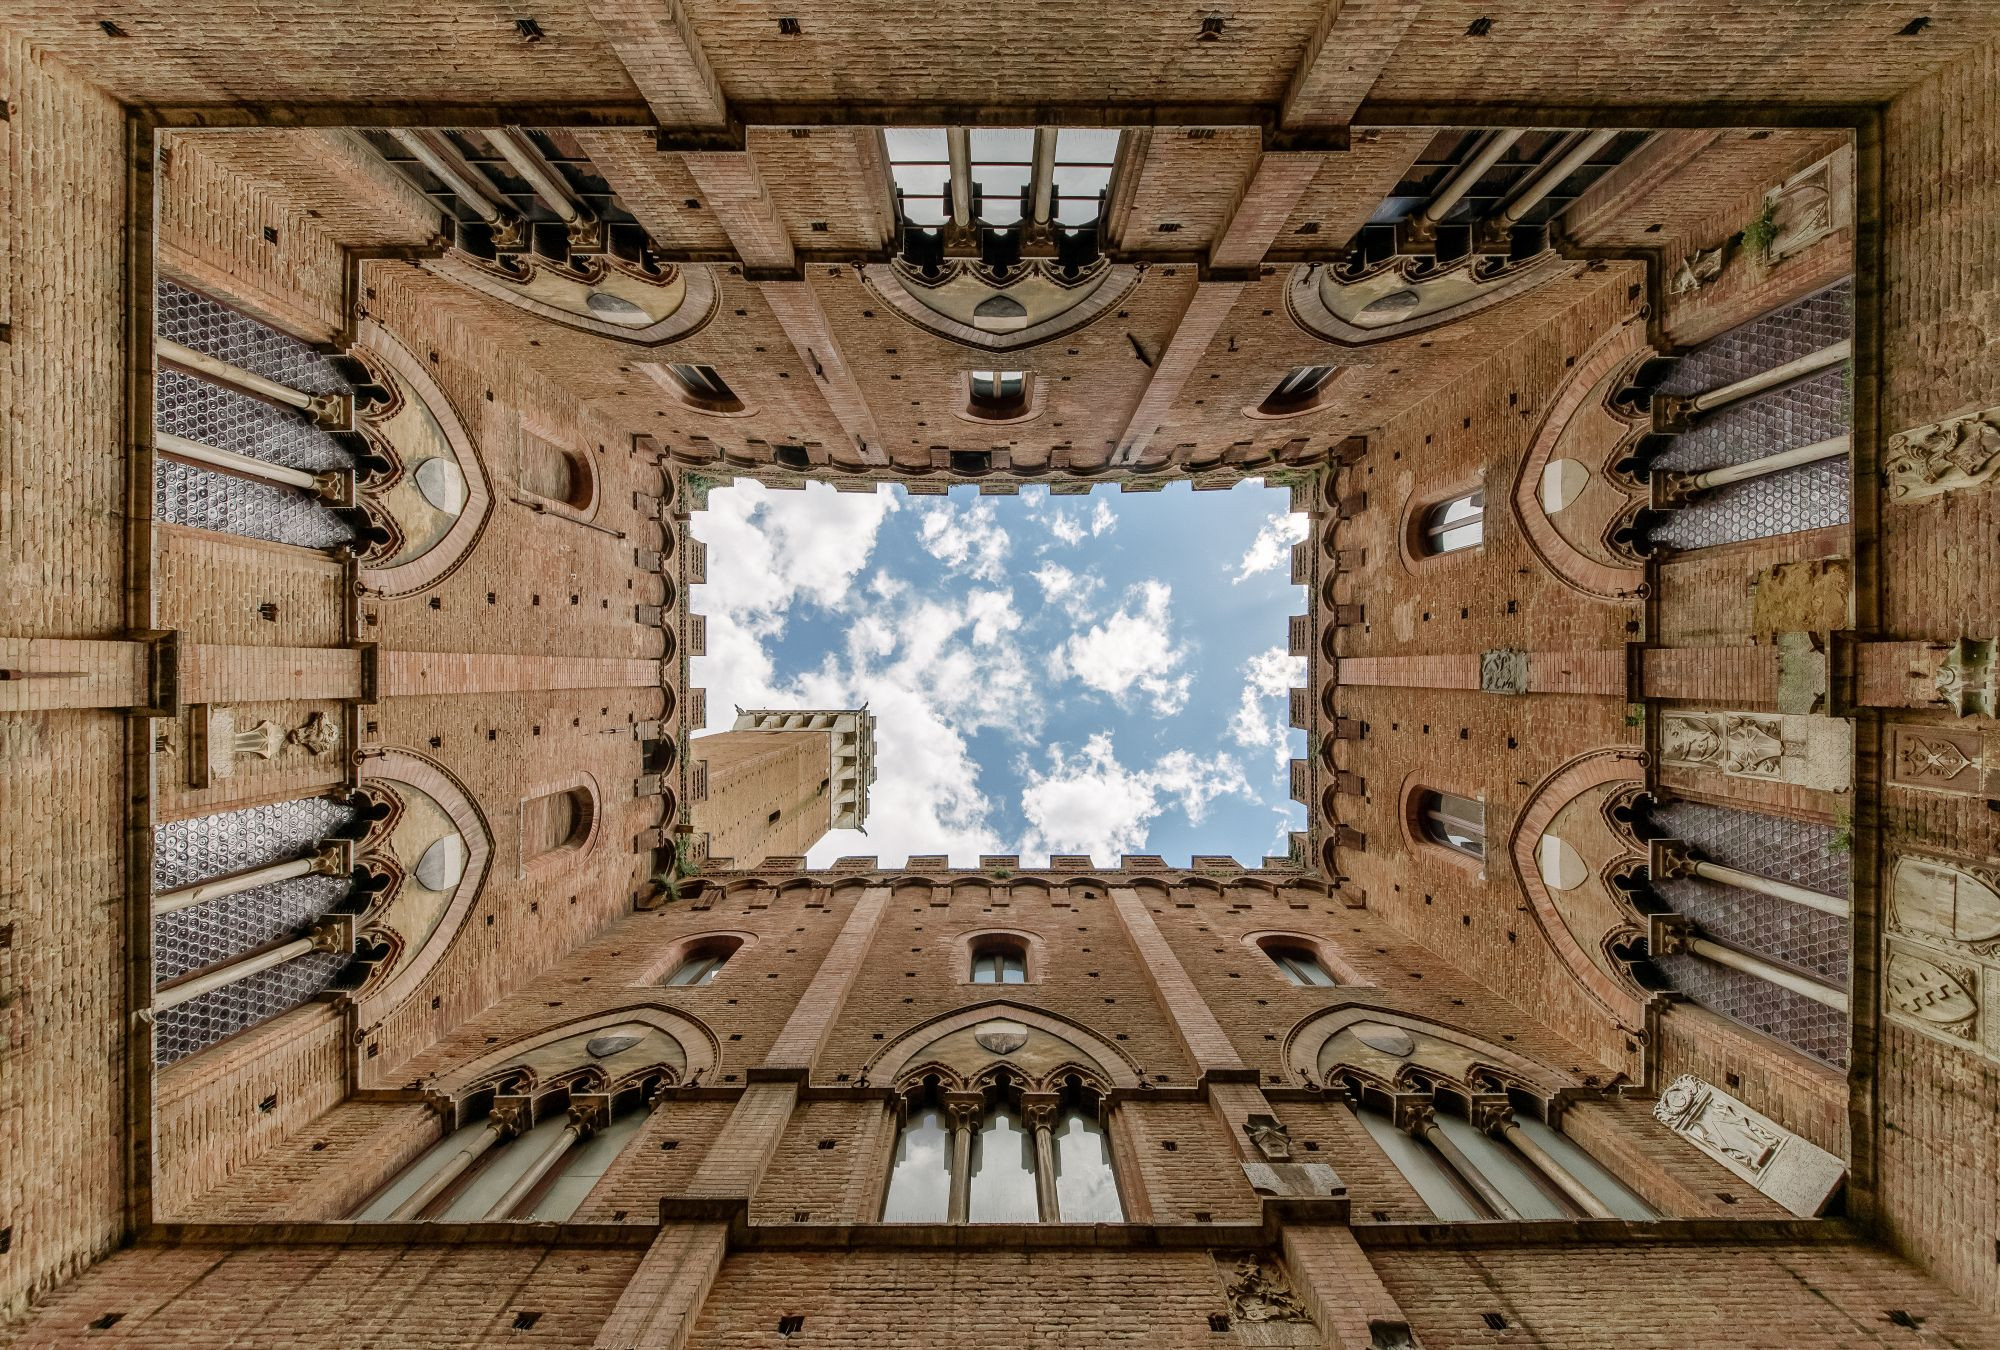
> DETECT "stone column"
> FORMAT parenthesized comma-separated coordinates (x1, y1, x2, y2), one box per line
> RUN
(483, 1093, 608, 1220)
(152, 912, 355, 1011)
(943, 1091, 985, 1224)
(388, 1097, 527, 1220)
(1650, 914, 1849, 1012)
(1020, 1091, 1061, 1223)
(1396, 1096, 1520, 1220)
(1475, 1099, 1616, 1220)
(153, 839, 353, 915)
(1651, 838, 1848, 917)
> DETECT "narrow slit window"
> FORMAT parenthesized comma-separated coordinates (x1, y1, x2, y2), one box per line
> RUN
(1422, 490, 1485, 555)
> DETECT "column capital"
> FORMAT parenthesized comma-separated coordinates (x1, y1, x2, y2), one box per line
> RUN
(1648, 836, 1698, 881)
(1018, 1091, 1061, 1133)
(942, 1090, 987, 1131)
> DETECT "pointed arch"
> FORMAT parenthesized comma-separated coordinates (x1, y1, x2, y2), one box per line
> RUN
(1284, 1006, 1574, 1100)
(865, 1000, 1142, 1091)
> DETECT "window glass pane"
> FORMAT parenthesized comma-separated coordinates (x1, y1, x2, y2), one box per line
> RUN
(438, 1110, 571, 1221)
(1053, 1110, 1123, 1222)
(1432, 520, 1483, 553)
(893, 162, 951, 197)
(1434, 1111, 1569, 1220)
(355, 1118, 492, 1219)
(969, 127, 1034, 161)
(1355, 1106, 1486, 1221)
(525, 1105, 648, 1221)
(884, 127, 948, 161)
(1000, 952, 1026, 983)
(901, 197, 949, 226)
(882, 1106, 953, 1222)
(971, 952, 998, 984)
(666, 952, 723, 986)
(1050, 164, 1112, 198)
(1054, 128, 1121, 162)
(1513, 1116, 1655, 1220)
(968, 1106, 1040, 1222)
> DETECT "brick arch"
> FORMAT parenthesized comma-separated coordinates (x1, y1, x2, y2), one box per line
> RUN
(863, 1000, 1143, 1090)
(1505, 748, 1651, 1036)
(1283, 1006, 1573, 1101)
(354, 750, 493, 1024)
(1508, 316, 1653, 603)
(436, 1003, 722, 1099)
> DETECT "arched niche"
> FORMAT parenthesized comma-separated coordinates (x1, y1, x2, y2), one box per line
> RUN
(1505, 748, 1652, 1035)
(353, 750, 493, 1022)
(1508, 318, 1654, 602)
(440, 1004, 721, 1104)
(351, 319, 495, 599)
(1286, 252, 1584, 347)
(1284, 1006, 1572, 1100)
(865, 1001, 1141, 1092)
(427, 252, 718, 345)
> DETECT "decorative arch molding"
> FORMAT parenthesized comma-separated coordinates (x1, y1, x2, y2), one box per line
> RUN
(1285, 253, 1586, 347)
(354, 749, 494, 1023)
(435, 1003, 723, 1100)
(1283, 1005, 1574, 1100)
(351, 318, 495, 599)
(860, 258, 1141, 352)
(1509, 315, 1654, 603)
(427, 251, 719, 345)
(864, 1000, 1142, 1090)
(1506, 748, 1651, 1033)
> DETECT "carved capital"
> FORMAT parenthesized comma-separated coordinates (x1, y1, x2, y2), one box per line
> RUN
(1648, 837, 1698, 882)
(488, 1095, 533, 1139)
(942, 1090, 987, 1132)
(1018, 1091, 1060, 1133)
(1648, 910, 1695, 958)
(567, 1092, 614, 1135)
(1933, 637, 1998, 718)
(1467, 1094, 1514, 1134)
(307, 912, 356, 956)
(1648, 469, 1702, 511)
(1390, 1093, 1435, 1136)
(304, 390, 354, 432)
(309, 838, 357, 878)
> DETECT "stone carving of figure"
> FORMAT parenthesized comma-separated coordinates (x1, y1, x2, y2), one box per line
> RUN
(1661, 713, 1724, 767)
(1721, 715, 1786, 777)
(1654, 1076, 1780, 1174)
(1242, 1114, 1294, 1162)
(1224, 1256, 1313, 1324)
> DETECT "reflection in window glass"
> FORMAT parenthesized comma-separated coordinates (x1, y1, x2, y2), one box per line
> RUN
(1422, 490, 1485, 555)
(1420, 791, 1486, 859)
(971, 946, 1027, 984)
(665, 949, 730, 986)
(1052, 1110, 1123, 1222)
(968, 1106, 1040, 1222)
(1266, 945, 1337, 987)
(882, 1106, 953, 1222)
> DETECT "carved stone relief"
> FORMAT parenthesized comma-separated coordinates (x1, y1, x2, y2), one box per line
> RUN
(1659, 710, 1851, 791)
(1217, 1253, 1314, 1327)
(1242, 1113, 1294, 1161)
(1885, 853, 2000, 1062)
(1888, 725, 1989, 797)
(1653, 1074, 1845, 1216)
(1667, 245, 1726, 296)
(1479, 648, 1530, 695)
(287, 711, 341, 758)
(1932, 637, 1998, 719)
(1762, 150, 1851, 264)
(1884, 404, 2000, 503)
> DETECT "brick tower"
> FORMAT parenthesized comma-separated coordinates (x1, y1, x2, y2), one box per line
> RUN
(689, 708, 876, 866)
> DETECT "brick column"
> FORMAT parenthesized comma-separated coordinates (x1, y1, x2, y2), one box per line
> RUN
(592, 1221, 730, 1350)
(0, 637, 149, 711)
(1280, 1225, 1416, 1350)
(1113, 283, 1243, 464)
(687, 887, 889, 1197)
(377, 652, 663, 697)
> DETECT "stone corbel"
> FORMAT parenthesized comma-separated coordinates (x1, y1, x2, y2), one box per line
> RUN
(567, 1092, 614, 1135)
(188, 703, 283, 787)
(1933, 637, 1998, 718)
(1648, 837, 1697, 884)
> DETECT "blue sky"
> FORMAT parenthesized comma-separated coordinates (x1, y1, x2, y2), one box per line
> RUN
(690, 479, 1308, 868)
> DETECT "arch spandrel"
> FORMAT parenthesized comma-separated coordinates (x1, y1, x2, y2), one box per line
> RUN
(438, 1004, 721, 1098)
(865, 1001, 1141, 1091)
(1285, 1006, 1574, 1099)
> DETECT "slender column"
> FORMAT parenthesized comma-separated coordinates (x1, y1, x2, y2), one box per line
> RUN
(1659, 342, 1851, 428)
(1490, 1111, 1616, 1220)
(946, 127, 973, 228)
(153, 840, 352, 916)
(483, 1095, 608, 1220)
(389, 129, 523, 246)
(944, 1091, 983, 1224)
(491, 127, 595, 238)
(1422, 128, 1523, 224)
(157, 431, 353, 503)
(1398, 1099, 1520, 1220)
(1021, 1092, 1061, 1223)
(1651, 839, 1847, 918)
(152, 913, 354, 1011)
(1030, 127, 1057, 226)
(1499, 128, 1622, 225)
(156, 339, 347, 426)
(1652, 434, 1850, 509)
(1693, 937, 1849, 1011)
(389, 1100, 526, 1220)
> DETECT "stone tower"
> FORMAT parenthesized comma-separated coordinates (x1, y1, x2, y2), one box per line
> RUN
(690, 708, 876, 866)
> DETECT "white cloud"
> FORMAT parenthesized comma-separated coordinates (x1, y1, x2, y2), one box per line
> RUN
(1227, 645, 1305, 770)
(1233, 510, 1309, 583)
(1049, 512, 1086, 546)
(1030, 562, 1101, 608)
(1018, 732, 1251, 864)
(1050, 579, 1192, 714)
(1090, 497, 1116, 536)
(1041, 495, 1117, 550)
(918, 497, 1011, 580)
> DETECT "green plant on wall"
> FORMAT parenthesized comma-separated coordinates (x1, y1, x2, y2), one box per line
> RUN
(1829, 808, 1853, 854)
(1740, 200, 1778, 263)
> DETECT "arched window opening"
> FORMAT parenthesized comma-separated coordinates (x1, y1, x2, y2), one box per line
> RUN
(1347, 1088, 1652, 1223)
(1420, 489, 1485, 555)
(356, 1087, 657, 1223)
(664, 362, 744, 414)
(1257, 364, 1338, 416)
(1262, 941, 1337, 988)
(1418, 790, 1486, 860)
(520, 786, 593, 865)
(664, 937, 740, 987)
(970, 937, 1028, 984)
(883, 1075, 1122, 1224)
(516, 429, 592, 511)
(967, 369, 1029, 420)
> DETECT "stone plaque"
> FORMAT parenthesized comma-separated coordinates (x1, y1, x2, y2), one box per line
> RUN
(1480, 648, 1530, 695)
(1884, 853, 2000, 1063)
(973, 1018, 1029, 1055)
(1888, 725, 1988, 797)
(1350, 1022, 1416, 1057)
(1659, 709, 1850, 790)
(1653, 1074, 1844, 1216)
